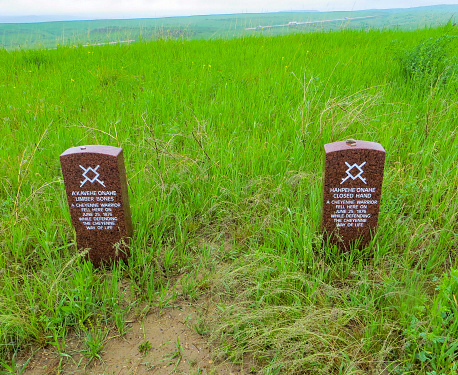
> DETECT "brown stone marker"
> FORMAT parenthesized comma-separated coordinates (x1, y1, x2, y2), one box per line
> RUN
(322, 139, 385, 250)
(60, 145, 133, 266)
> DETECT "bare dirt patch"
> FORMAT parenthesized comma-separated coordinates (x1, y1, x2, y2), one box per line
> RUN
(19, 300, 250, 375)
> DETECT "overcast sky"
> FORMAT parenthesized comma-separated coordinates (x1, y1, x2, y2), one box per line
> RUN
(1, 0, 457, 19)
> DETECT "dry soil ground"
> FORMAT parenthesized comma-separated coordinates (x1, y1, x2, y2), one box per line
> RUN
(16, 274, 252, 375)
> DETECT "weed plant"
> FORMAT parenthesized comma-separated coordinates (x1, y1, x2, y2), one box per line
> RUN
(79, 315, 108, 365)
(399, 29, 458, 89)
(0, 25, 457, 374)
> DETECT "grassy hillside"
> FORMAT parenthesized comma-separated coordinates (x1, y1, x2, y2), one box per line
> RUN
(0, 24, 457, 374)
(0, 5, 458, 50)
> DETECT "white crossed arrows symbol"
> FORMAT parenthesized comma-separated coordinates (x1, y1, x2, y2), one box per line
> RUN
(341, 161, 367, 185)
(80, 165, 106, 187)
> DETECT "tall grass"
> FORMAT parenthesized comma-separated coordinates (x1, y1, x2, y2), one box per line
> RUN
(0, 25, 457, 373)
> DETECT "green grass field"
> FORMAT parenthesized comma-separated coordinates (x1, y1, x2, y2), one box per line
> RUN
(0, 22, 457, 374)
(1, 5, 457, 50)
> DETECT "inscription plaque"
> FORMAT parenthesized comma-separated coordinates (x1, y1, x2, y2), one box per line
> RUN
(322, 139, 385, 250)
(60, 145, 132, 266)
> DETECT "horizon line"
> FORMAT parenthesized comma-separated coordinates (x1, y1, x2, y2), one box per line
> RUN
(1, 4, 457, 24)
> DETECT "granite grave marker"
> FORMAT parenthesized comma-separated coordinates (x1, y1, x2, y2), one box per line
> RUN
(322, 139, 385, 250)
(60, 145, 132, 266)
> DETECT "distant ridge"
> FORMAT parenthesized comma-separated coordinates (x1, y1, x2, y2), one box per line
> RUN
(0, 15, 85, 23)
(278, 10, 319, 13)
(1, 5, 457, 24)
(1, 4, 457, 50)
